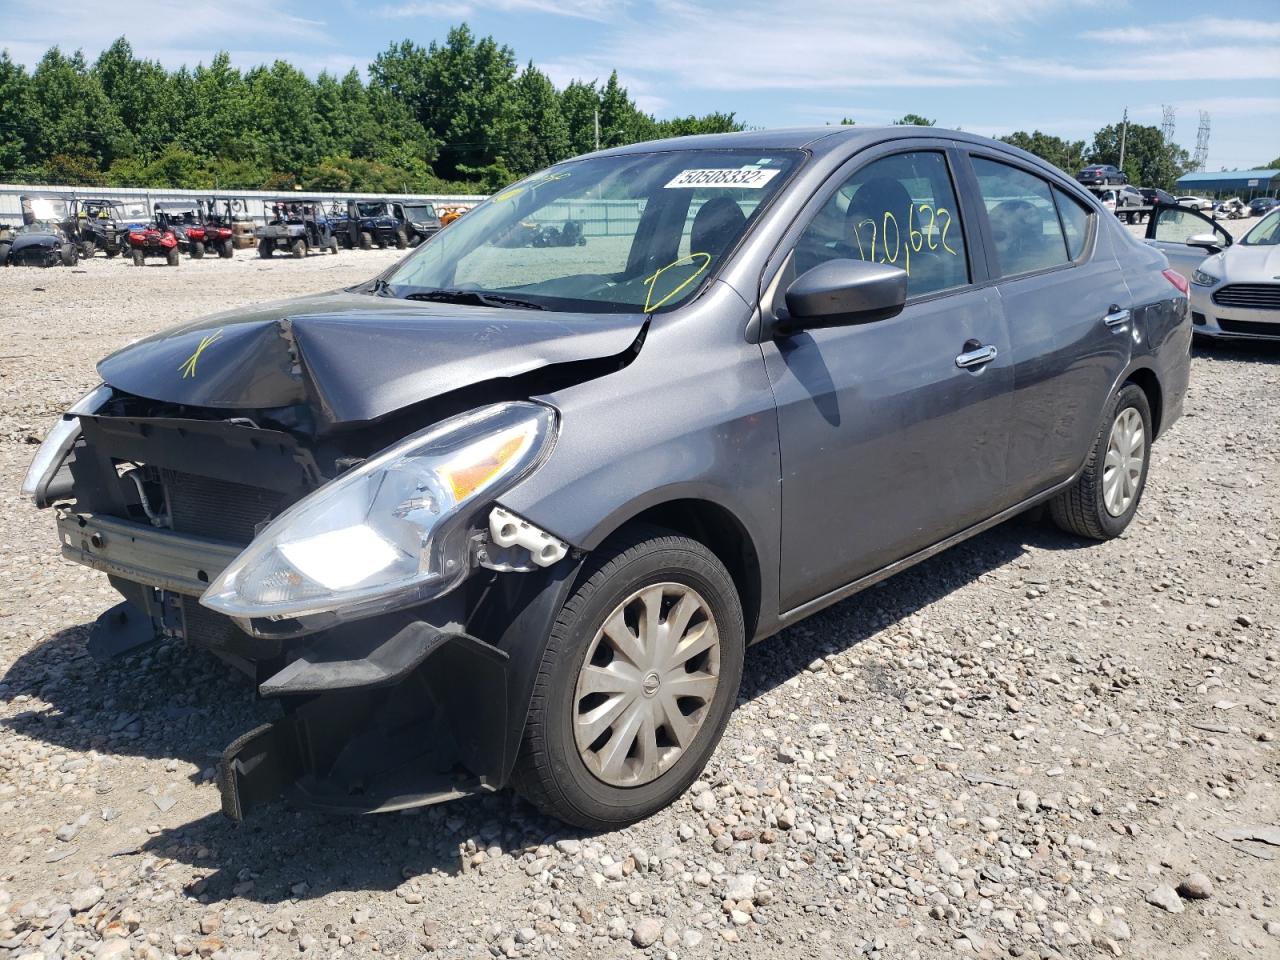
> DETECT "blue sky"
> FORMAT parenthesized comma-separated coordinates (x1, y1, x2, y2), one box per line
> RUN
(4, 0, 1278, 170)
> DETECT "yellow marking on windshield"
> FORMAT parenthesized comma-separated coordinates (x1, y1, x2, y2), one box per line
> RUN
(179, 329, 223, 379)
(643, 252, 713, 312)
(493, 171, 571, 204)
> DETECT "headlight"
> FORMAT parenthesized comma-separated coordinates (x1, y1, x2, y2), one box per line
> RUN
(20, 384, 112, 507)
(1190, 267, 1221, 287)
(200, 401, 557, 627)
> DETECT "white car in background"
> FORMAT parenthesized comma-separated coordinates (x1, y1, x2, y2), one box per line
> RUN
(1146, 205, 1280, 340)
(1175, 196, 1212, 211)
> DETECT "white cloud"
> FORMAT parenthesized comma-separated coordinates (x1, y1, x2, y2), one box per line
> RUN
(1004, 46, 1280, 83)
(1081, 17, 1280, 44)
(1, 0, 334, 68)
(376, 0, 614, 21)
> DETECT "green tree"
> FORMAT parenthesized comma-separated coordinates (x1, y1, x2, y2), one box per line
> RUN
(245, 60, 322, 174)
(652, 112, 745, 138)
(183, 52, 254, 160)
(893, 113, 935, 126)
(506, 63, 570, 175)
(999, 130, 1087, 174)
(560, 79, 600, 155)
(94, 38, 183, 159)
(29, 47, 125, 165)
(1089, 122, 1192, 190)
(0, 52, 39, 174)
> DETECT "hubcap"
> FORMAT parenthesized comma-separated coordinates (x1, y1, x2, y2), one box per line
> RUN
(573, 583, 721, 787)
(1103, 407, 1145, 517)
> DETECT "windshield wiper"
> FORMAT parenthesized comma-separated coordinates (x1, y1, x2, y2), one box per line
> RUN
(403, 288, 547, 311)
(366, 277, 393, 297)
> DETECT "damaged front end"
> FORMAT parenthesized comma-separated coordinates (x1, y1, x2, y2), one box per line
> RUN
(20, 293, 647, 819)
(27, 388, 578, 821)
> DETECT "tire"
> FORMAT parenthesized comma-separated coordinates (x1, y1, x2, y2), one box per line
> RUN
(328, 237, 339, 255)
(105, 246, 120, 258)
(219, 240, 234, 259)
(291, 239, 305, 259)
(408, 233, 422, 247)
(1050, 383, 1152, 540)
(61, 243, 78, 266)
(80, 241, 96, 260)
(359, 231, 373, 250)
(166, 246, 180, 267)
(395, 229, 407, 249)
(190, 241, 204, 259)
(0, 242, 9, 265)
(511, 527, 745, 830)
(258, 239, 274, 258)
(131, 249, 145, 267)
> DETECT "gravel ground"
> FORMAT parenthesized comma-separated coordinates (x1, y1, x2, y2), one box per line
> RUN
(1, 227, 1277, 960)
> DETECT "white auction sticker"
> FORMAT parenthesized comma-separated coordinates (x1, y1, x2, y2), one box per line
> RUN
(664, 168, 781, 189)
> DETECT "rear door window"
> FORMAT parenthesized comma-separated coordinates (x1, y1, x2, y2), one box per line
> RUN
(972, 157, 1070, 277)
(1052, 187, 1091, 260)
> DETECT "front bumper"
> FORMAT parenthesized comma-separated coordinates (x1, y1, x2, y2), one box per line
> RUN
(56, 508, 559, 823)
(1190, 287, 1280, 340)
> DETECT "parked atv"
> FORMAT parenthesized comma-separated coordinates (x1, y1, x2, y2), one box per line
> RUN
(127, 222, 181, 267)
(195, 198, 239, 258)
(0, 219, 79, 267)
(255, 200, 340, 258)
(154, 202, 213, 259)
(337, 199, 406, 250)
(75, 198, 132, 259)
(393, 200, 442, 246)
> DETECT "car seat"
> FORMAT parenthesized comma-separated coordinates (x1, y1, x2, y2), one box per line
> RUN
(690, 196, 747, 260)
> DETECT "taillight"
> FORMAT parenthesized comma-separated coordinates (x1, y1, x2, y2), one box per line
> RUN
(1162, 269, 1189, 295)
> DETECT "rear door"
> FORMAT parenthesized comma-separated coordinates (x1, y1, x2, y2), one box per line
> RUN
(961, 153, 1134, 503)
(1144, 204, 1233, 280)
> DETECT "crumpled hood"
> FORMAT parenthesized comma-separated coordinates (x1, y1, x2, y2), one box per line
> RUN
(1224, 243, 1280, 279)
(10, 232, 61, 252)
(97, 289, 645, 424)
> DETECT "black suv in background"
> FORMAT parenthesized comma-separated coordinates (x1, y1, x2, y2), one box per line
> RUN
(1077, 164, 1127, 185)
(1138, 187, 1176, 207)
(1248, 196, 1278, 217)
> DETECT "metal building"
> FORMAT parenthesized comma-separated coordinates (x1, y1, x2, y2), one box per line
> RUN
(1172, 169, 1280, 200)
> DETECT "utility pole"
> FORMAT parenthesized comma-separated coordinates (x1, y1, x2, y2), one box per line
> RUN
(1119, 108, 1128, 173)
(594, 108, 600, 151)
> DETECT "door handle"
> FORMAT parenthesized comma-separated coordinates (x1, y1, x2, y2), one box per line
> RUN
(955, 344, 998, 369)
(1104, 307, 1131, 328)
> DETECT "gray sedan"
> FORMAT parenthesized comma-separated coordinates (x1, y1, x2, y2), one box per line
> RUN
(1148, 205, 1280, 339)
(22, 127, 1191, 829)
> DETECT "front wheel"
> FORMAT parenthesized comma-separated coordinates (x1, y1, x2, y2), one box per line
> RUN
(219, 240, 234, 258)
(131, 249, 145, 266)
(80, 241, 96, 260)
(1050, 383, 1152, 540)
(512, 528, 745, 830)
(291, 239, 305, 259)
(327, 237, 339, 255)
(166, 246, 180, 267)
(395, 229, 407, 249)
(190, 241, 204, 259)
(258, 239, 274, 258)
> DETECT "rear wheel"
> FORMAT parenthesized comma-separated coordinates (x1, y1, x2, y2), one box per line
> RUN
(512, 527, 745, 830)
(1050, 383, 1152, 540)
(258, 239, 274, 258)
(131, 249, 145, 267)
(166, 246, 180, 267)
(190, 241, 205, 259)
(61, 243, 79, 266)
(80, 240, 96, 260)
(291, 239, 305, 258)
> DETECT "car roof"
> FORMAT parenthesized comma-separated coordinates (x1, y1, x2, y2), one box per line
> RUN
(582, 125, 1034, 162)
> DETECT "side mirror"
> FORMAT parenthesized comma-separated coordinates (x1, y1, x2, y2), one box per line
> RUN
(779, 259, 907, 334)
(1186, 233, 1223, 252)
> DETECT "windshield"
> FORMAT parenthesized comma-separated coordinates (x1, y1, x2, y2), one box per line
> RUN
(356, 202, 388, 217)
(383, 149, 802, 313)
(403, 204, 437, 220)
(18, 220, 61, 235)
(1242, 208, 1280, 246)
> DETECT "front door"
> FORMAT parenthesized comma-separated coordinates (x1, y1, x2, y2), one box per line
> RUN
(1144, 204, 1233, 280)
(759, 147, 1014, 612)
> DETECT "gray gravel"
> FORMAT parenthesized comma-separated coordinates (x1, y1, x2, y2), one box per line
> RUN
(1, 233, 1278, 960)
